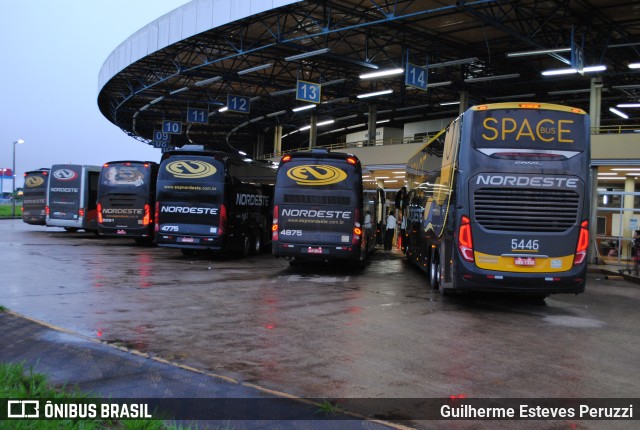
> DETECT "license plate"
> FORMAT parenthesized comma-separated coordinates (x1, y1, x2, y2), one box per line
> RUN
(307, 247, 323, 254)
(514, 257, 536, 266)
(179, 237, 197, 243)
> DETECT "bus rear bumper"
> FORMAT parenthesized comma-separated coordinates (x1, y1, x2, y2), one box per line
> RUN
(454, 260, 587, 294)
(98, 226, 153, 238)
(156, 234, 222, 250)
(273, 242, 360, 262)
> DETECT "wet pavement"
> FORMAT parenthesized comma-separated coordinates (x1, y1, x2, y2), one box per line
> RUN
(2, 220, 640, 429)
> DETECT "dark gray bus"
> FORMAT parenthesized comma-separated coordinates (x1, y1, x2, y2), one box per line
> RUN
(22, 168, 50, 225)
(155, 150, 276, 256)
(403, 102, 590, 296)
(272, 149, 383, 265)
(97, 161, 159, 243)
(46, 164, 101, 232)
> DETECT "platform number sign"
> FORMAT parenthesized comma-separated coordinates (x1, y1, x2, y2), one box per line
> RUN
(187, 107, 208, 124)
(405, 64, 428, 90)
(296, 80, 321, 104)
(153, 130, 171, 142)
(162, 120, 182, 134)
(227, 94, 250, 114)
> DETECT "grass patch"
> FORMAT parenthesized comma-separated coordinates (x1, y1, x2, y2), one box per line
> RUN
(0, 202, 22, 218)
(0, 362, 192, 429)
(315, 399, 340, 416)
(0, 305, 7, 312)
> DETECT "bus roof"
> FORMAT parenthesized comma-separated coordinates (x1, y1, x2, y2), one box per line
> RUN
(470, 102, 587, 115)
(282, 149, 360, 162)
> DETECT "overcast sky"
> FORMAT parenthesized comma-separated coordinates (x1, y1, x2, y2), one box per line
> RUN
(0, 0, 189, 191)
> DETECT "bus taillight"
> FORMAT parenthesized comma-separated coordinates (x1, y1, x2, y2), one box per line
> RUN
(97, 203, 103, 223)
(142, 204, 151, 226)
(45, 206, 50, 216)
(154, 202, 160, 232)
(458, 215, 474, 262)
(272, 205, 279, 240)
(574, 220, 589, 265)
(78, 208, 85, 217)
(219, 204, 227, 236)
(353, 208, 361, 244)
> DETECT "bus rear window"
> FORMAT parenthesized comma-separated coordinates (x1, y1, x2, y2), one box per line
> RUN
(100, 164, 150, 193)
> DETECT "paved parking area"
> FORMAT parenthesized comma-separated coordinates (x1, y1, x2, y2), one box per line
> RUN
(2, 220, 640, 429)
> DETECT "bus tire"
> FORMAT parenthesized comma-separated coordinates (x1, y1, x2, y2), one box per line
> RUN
(239, 234, 251, 258)
(429, 252, 440, 290)
(250, 233, 261, 255)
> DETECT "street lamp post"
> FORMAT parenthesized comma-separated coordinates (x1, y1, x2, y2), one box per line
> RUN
(12, 139, 25, 217)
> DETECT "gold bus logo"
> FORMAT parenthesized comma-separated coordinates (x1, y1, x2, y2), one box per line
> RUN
(166, 160, 217, 178)
(286, 165, 347, 186)
(25, 176, 45, 187)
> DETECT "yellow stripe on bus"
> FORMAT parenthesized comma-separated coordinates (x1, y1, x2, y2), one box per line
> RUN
(474, 251, 575, 273)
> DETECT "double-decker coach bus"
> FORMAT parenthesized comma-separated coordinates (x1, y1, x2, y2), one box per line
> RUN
(272, 149, 383, 266)
(97, 161, 159, 243)
(22, 168, 49, 225)
(156, 150, 276, 256)
(403, 103, 590, 296)
(46, 164, 101, 232)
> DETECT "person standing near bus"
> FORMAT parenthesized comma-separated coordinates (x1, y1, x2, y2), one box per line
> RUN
(384, 210, 397, 250)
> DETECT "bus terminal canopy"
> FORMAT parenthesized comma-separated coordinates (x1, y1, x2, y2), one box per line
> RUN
(97, 0, 640, 155)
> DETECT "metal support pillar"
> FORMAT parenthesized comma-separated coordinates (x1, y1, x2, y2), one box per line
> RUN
(368, 103, 377, 145)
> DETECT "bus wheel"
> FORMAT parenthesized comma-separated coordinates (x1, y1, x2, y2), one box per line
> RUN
(239, 235, 251, 257)
(429, 253, 440, 290)
(250, 234, 261, 255)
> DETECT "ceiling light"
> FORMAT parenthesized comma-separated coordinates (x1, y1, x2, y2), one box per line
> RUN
(321, 78, 347, 86)
(506, 47, 571, 57)
(464, 73, 520, 83)
(617, 103, 640, 108)
(629, 63, 640, 69)
(428, 57, 478, 68)
(266, 110, 287, 117)
(149, 96, 164, 105)
(426, 81, 453, 88)
(237, 63, 272, 75)
(542, 65, 607, 76)
(292, 104, 316, 112)
(440, 101, 460, 106)
(170, 87, 189, 95)
(611, 168, 640, 171)
(219, 106, 228, 113)
(359, 68, 404, 79)
(284, 48, 331, 62)
(357, 89, 393, 99)
(270, 88, 296, 96)
(194, 76, 222, 87)
(609, 107, 629, 119)
(317, 119, 335, 127)
(376, 119, 390, 124)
